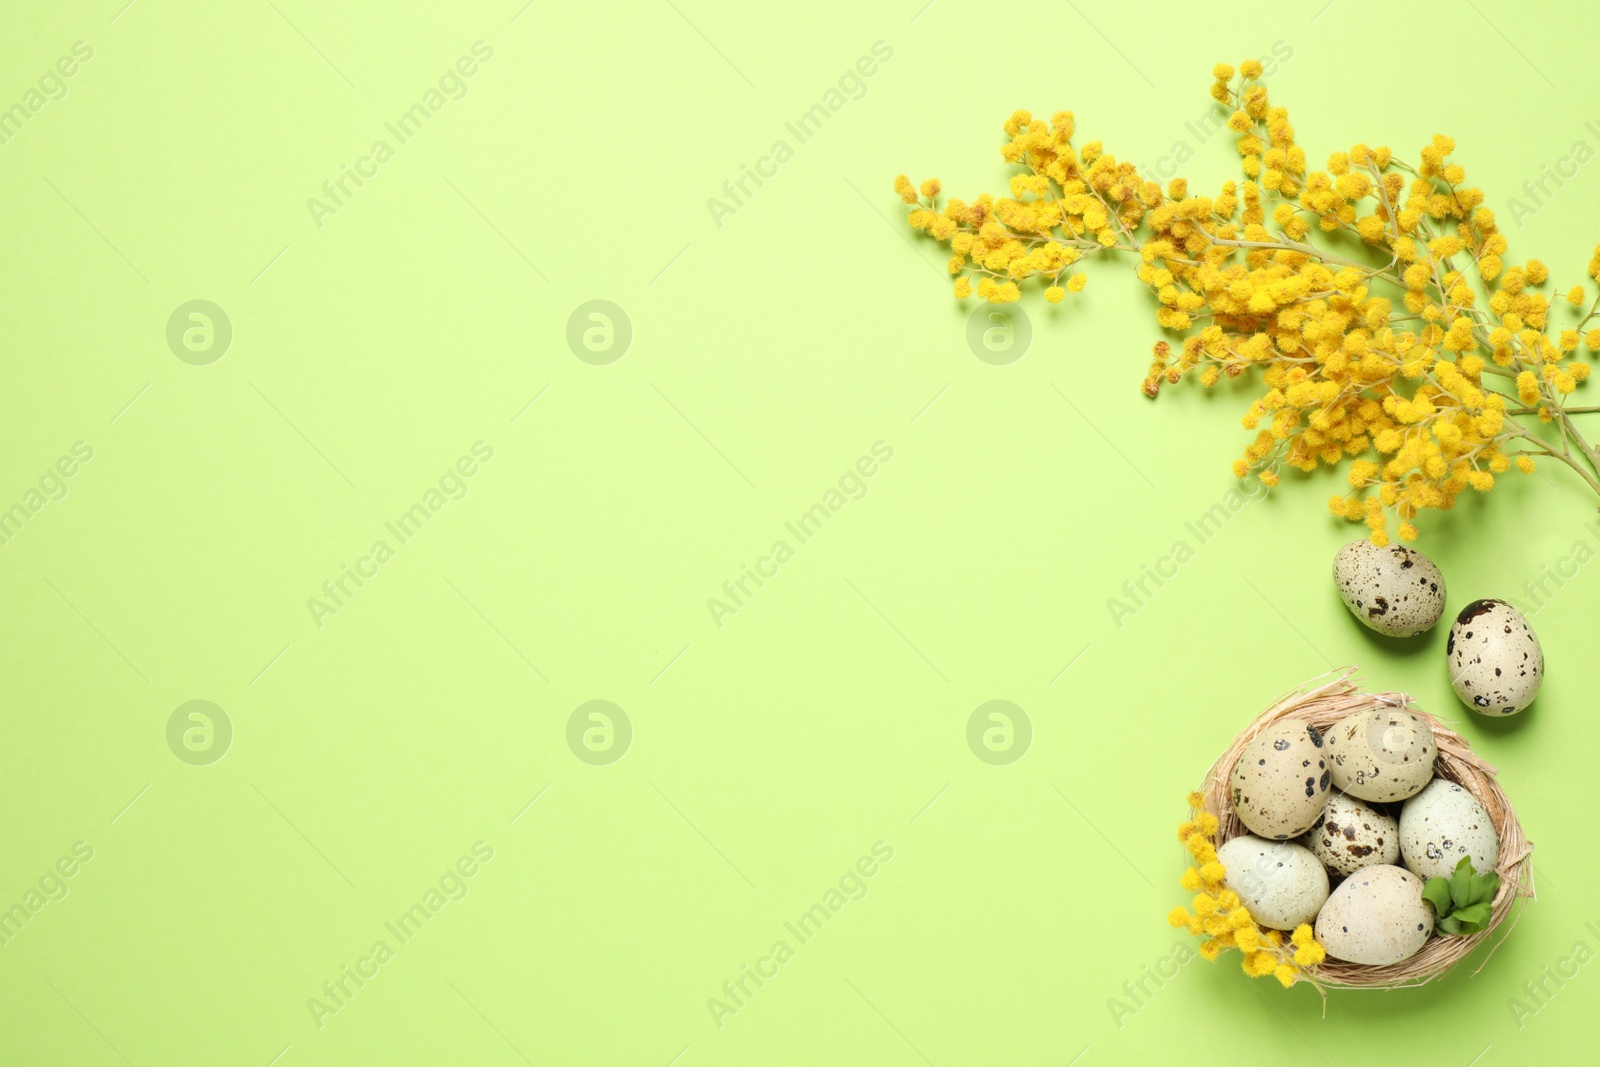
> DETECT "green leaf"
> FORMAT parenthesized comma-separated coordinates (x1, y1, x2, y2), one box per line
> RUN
(1468, 870, 1489, 900)
(1472, 870, 1497, 908)
(1449, 856, 1475, 908)
(1422, 877, 1453, 916)
(1438, 916, 1461, 935)
(1453, 902, 1492, 926)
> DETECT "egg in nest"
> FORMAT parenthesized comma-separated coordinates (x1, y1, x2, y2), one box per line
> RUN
(1324, 707, 1436, 803)
(1231, 720, 1330, 840)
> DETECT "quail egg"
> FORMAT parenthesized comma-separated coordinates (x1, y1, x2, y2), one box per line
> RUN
(1325, 707, 1436, 803)
(1302, 792, 1400, 877)
(1231, 720, 1329, 840)
(1399, 778, 1500, 880)
(1315, 864, 1435, 966)
(1447, 598, 1543, 716)
(1217, 835, 1330, 930)
(1333, 539, 1448, 637)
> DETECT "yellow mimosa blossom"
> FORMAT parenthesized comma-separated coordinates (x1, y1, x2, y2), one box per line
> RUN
(897, 61, 1600, 540)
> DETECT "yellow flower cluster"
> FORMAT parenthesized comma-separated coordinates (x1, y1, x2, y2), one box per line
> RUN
(1168, 792, 1327, 988)
(896, 62, 1600, 543)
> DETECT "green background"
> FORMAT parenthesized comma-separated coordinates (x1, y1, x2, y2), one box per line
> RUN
(2, 0, 1595, 1063)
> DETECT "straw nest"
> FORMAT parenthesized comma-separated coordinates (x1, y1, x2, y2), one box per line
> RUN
(1194, 669, 1534, 990)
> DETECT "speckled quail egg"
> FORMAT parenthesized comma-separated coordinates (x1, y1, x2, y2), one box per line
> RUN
(1324, 707, 1436, 803)
(1302, 792, 1400, 877)
(1230, 720, 1329, 840)
(1447, 598, 1543, 716)
(1217, 835, 1329, 930)
(1315, 864, 1435, 966)
(1399, 778, 1500, 880)
(1333, 539, 1448, 637)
